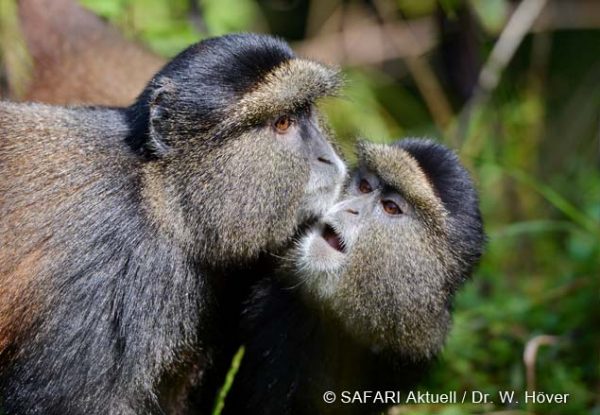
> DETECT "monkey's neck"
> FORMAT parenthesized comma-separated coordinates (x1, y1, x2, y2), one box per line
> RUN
(223, 276, 431, 415)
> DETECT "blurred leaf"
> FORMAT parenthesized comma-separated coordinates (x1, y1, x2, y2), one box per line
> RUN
(469, 0, 510, 34)
(201, 0, 262, 35)
(490, 219, 579, 238)
(507, 167, 599, 234)
(79, 0, 126, 19)
(321, 69, 404, 157)
(396, 0, 437, 17)
(0, 0, 32, 97)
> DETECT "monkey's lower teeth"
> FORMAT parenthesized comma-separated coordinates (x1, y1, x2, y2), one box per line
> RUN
(322, 224, 345, 253)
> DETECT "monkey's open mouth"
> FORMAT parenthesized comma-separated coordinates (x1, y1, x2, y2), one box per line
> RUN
(321, 224, 346, 253)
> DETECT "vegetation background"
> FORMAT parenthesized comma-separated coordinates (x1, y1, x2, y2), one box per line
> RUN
(1, 0, 598, 414)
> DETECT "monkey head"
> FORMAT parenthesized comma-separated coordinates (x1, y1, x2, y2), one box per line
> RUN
(288, 139, 484, 359)
(127, 34, 347, 265)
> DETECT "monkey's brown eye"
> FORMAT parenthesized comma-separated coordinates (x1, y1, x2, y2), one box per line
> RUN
(358, 179, 373, 194)
(274, 115, 292, 133)
(382, 200, 402, 215)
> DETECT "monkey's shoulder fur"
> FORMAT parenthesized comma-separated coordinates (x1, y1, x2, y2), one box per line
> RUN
(0, 101, 208, 412)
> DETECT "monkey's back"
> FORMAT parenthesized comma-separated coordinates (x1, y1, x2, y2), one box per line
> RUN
(0, 101, 138, 261)
(0, 102, 207, 414)
(0, 101, 140, 353)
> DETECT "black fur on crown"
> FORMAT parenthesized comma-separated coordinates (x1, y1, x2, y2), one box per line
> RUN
(395, 138, 486, 281)
(125, 33, 340, 156)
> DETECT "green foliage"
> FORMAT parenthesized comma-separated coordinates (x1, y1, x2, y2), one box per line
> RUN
(468, 0, 509, 33)
(80, 0, 201, 56)
(0, 0, 32, 97)
(79, 0, 264, 56)
(416, 52, 600, 413)
(396, 0, 438, 17)
(201, 0, 264, 35)
(212, 347, 245, 415)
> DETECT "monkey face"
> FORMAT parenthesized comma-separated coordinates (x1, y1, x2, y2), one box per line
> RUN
(287, 140, 484, 359)
(176, 105, 346, 266)
(292, 177, 452, 359)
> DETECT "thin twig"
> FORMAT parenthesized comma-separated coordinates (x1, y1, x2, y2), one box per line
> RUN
(523, 334, 559, 392)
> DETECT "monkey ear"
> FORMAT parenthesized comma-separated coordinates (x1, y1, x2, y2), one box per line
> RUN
(148, 78, 176, 156)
